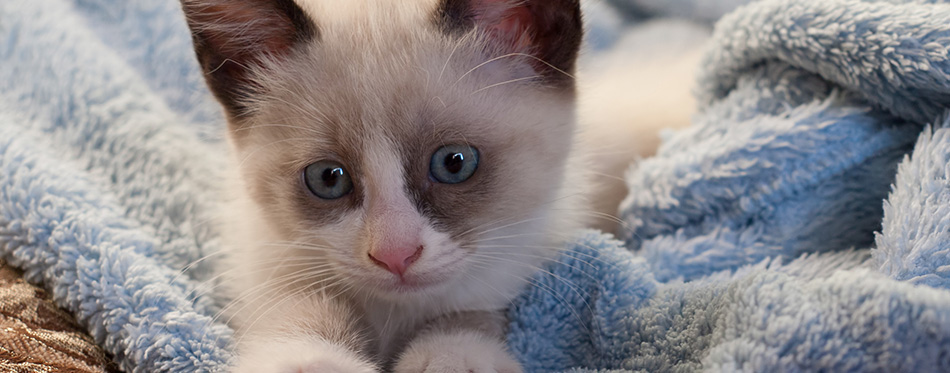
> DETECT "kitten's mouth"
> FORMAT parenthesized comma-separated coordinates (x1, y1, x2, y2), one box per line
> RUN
(378, 266, 463, 293)
(382, 276, 440, 293)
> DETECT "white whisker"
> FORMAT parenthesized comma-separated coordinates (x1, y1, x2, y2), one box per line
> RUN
(471, 75, 541, 95)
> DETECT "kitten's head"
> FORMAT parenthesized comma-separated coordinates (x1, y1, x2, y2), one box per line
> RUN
(183, 0, 583, 301)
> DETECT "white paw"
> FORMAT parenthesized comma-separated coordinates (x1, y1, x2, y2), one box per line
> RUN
(233, 339, 377, 373)
(394, 331, 523, 373)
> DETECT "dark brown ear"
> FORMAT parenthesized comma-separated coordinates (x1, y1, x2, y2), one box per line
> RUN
(436, 0, 583, 88)
(181, 0, 317, 118)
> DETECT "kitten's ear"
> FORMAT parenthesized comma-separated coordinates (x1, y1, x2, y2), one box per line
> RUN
(181, 0, 317, 118)
(437, 0, 583, 88)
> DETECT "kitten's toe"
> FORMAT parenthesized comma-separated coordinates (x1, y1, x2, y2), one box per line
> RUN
(394, 331, 522, 373)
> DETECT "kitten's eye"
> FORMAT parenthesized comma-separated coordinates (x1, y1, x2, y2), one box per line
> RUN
(304, 161, 354, 199)
(430, 145, 479, 184)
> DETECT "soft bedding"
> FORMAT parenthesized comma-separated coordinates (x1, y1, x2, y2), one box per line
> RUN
(2, 0, 950, 372)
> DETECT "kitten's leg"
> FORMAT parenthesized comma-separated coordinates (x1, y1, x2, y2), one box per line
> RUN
(232, 294, 378, 373)
(394, 310, 522, 373)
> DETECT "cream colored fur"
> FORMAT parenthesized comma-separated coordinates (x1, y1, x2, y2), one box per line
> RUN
(577, 23, 706, 234)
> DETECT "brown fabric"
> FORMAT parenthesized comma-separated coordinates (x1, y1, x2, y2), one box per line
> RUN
(0, 262, 117, 373)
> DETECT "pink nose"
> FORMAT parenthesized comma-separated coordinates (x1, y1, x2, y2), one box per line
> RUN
(369, 246, 423, 276)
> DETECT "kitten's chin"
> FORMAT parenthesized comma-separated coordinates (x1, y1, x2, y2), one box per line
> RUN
(381, 279, 442, 294)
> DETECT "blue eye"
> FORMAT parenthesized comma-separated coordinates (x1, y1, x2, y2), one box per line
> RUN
(430, 145, 479, 184)
(304, 161, 353, 199)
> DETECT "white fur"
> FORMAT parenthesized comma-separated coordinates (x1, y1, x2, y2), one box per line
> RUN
(394, 331, 523, 373)
(234, 339, 377, 373)
(227, 294, 378, 372)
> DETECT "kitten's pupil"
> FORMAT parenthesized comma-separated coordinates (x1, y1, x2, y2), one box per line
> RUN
(323, 167, 344, 187)
(444, 153, 465, 174)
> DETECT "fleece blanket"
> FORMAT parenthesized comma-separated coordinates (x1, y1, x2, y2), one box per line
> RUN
(1, 0, 949, 372)
(509, 0, 950, 372)
(605, 0, 755, 23)
(0, 0, 233, 371)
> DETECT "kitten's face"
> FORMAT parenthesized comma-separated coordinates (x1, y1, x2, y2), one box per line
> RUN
(184, 0, 582, 300)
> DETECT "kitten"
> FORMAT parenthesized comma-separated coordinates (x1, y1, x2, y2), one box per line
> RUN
(181, 0, 586, 371)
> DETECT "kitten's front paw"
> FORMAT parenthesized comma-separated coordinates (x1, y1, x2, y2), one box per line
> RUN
(233, 339, 377, 373)
(394, 331, 522, 373)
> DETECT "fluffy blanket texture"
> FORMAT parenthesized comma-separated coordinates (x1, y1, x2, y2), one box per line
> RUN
(605, 0, 755, 23)
(1, 0, 949, 372)
(509, 0, 950, 371)
(0, 0, 232, 371)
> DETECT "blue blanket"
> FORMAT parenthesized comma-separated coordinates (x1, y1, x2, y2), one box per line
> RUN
(509, 0, 950, 371)
(2, 0, 950, 372)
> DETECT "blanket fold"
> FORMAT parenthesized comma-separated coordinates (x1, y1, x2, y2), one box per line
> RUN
(874, 123, 950, 289)
(698, 0, 950, 125)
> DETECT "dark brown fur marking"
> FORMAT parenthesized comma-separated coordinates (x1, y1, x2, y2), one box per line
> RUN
(401, 129, 500, 242)
(434, 0, 583, 87)
(181, 0, 318, 119)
